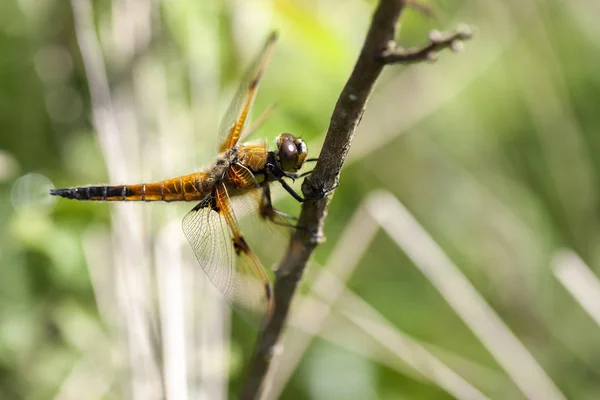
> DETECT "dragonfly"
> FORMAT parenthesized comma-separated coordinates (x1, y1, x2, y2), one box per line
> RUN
(51, 32, 325, 325)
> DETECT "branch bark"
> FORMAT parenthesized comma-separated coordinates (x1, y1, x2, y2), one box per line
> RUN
(240, 1, 473, 398)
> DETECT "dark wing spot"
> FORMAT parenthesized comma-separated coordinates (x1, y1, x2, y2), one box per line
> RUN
(192, 193, 220, 213)
(210, 195, 220, 213)
(191, 195, 219, 213)
(264, 282, 272, 301)
(233, 236, 251, 256)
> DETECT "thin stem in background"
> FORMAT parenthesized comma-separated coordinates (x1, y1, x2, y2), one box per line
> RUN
(553, 250, 600, 328)
(367, 190, 566, 400)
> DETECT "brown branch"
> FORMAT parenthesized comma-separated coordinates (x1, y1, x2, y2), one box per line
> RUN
(239, 1, 473, 398)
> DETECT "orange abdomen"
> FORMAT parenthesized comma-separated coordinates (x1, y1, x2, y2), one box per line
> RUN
(51, 172, 213, 202)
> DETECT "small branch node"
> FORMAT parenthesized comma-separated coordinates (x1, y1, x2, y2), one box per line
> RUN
(426, 52, 439, 62)
(451, 40, 464, 53)
(385, 39, 397, 53)
(456, 23, 475, 38)
(429, 29, 443, 42)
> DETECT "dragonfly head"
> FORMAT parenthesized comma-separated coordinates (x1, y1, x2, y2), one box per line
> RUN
(275, 133, 308, 172)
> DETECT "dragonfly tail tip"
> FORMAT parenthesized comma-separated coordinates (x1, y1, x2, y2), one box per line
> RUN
(50, 188, 74, 199)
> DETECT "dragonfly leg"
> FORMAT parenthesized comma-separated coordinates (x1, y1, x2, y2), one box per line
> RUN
(278, 179, 306, 202)
(258, 185, 301, 229)
(277, 179, 339, 203)
(261, 181, 337, 236)
(283, 170, 313, 181)
(273, 209, 298, 221)
(265, 162, 338, 202)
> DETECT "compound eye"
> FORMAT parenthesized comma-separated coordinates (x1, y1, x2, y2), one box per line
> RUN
(294, 138, 308, 169)
(278, 138, 299, 172)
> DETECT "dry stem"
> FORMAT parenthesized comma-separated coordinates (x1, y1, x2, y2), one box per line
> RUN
(240, 1, 473, 398)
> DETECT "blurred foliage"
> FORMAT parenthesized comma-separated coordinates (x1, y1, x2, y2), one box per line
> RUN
(2, 0, 600, 399)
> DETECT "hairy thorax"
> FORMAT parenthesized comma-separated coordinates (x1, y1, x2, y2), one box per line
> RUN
(237, 142, 269, 172)
(204, 144, 269, 198)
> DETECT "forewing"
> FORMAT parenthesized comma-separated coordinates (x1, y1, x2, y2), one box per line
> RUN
(182, 186, 272, 325)
(217, 32, 277, 153)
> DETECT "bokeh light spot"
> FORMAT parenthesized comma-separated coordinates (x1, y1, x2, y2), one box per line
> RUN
(11, 173, 56, 212)
(44, 85, 83, 123)
(0, 150, 20, 182)
(34, 45, 73, 84)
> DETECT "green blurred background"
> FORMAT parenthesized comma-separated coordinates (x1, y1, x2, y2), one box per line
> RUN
(2, 0, 600, 399)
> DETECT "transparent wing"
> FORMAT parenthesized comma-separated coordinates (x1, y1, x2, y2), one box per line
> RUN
(217, 32, 277, 153)
(238, 103, 276, 144)
(226, 163, 296, 231)
(228, 182, 300, 275)
(182, 184, 272, 325)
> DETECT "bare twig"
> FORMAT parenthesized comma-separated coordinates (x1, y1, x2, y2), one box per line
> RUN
(240, 1, 473, 398)
(380, 24, 475, 64)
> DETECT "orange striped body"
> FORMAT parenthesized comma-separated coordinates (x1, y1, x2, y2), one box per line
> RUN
(50, 144, 270, 203)
(50, 172, 214, 202)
